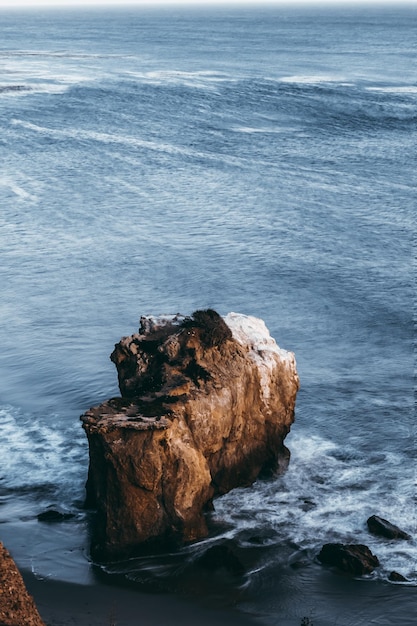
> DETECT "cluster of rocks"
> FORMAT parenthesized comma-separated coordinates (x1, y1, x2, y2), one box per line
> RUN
(80, 308, 411, 584)
(318, 514, 411, 581)
(81, 310, 299, 558)
(2, 309, 410, 626)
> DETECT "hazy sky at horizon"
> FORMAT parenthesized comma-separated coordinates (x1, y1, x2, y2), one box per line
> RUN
(0, 0, 415, 7)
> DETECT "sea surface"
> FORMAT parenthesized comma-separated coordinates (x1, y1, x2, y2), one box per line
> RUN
(0, 5, 416, 625)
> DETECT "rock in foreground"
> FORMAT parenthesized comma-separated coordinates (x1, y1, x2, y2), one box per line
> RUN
(0, 542, 45, 626)
(81, 310, 299, 558)
(318, 543, 380, 576)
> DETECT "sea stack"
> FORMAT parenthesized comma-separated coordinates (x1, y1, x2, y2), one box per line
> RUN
(81, 310, 299, 558)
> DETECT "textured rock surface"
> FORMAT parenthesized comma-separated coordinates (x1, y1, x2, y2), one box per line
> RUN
(81, 310, 299, 558)
(318, 543, 380, 576)
(0, 542, 45, 626)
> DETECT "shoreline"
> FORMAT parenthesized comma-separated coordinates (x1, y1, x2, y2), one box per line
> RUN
(22, 568, 260, 626)
(21, 562, 417, 626)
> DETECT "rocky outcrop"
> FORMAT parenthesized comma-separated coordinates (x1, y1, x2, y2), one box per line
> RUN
(81, 310, 299, 558)
(318, 543, 380, 576)
(367, 515, 411, 540)
(0, 542, 45, 626)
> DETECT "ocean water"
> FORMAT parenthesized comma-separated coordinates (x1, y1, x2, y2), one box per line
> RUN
(0, 5, 416, 624)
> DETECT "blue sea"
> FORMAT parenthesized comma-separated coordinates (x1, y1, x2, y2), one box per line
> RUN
(0, 5, 416, 625)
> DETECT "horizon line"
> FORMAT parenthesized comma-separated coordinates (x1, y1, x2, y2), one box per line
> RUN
(0, 0, 416, 7)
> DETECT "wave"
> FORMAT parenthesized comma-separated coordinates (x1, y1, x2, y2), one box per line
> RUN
(123, 69, 232, 90)
(0, 405, 86, 499)
(10, 118, 200, 156)
(0, 50, 130, 60)
(269, 79, 417, 128)
(96, 431, 416, 591)
(367, 86, 417, 94)
(0, 85, 32, 94)
(279, 74, 353, 86)
(0, 83, 70, 97)
(10, 119, 248, 169)
(230, 125, 296, 135)
(0, 180, 36, 202)
(213, 431, 417, 582)
(208, 76, 417, 130)
(0, 50, 107, 96)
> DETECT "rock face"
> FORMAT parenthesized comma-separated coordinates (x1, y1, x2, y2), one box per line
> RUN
(0, 542, 45, 626)
(318, 543, 380, 576)
(367, 515, 411, 540)
(81, 310, 299, 558)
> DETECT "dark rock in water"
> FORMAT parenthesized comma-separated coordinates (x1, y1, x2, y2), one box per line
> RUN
(388, 571, 408, 582)
(197, 543, 245, 576)
(81, 311, 299, 558)
(300, 498, 316, 512)
(37, 509, 75, 523)
(318, 543, 380, 576)
(0, 541, 45, 626)
(367, 515, 411, 540)
(0, 84, 32, 94)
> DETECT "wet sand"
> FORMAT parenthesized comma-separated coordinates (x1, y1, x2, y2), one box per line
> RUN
(22, 563, 417, 626)
(22, 569, 260, 626)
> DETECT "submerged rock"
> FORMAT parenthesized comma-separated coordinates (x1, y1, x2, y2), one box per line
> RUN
(37, 508, 75, 523)
(317, 543, 380, 576)
(367, 515, 411, 540)
(388, 571, 408, 582)
(197, 542, 245, 577)
(81, 310, 299, 558)
(0, 542, 45, 626)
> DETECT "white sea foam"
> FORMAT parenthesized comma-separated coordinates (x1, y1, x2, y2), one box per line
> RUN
(0, 174, 39, 203)
(1, 50, 101, 96)
(10, 119, 247, 168)
(11, 119, 189, 154)
(279, 74, 349, 85)
(0, 406, 86, 496)
(214, 430, 417, 581)
(124, 69, 231, 89)
(231, 126, 293, 134)
(366, 86, 417, 94)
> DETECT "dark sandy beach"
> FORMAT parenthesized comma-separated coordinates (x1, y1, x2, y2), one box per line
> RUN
(22, 569, 259, 626)
(22, 563, 417, 626)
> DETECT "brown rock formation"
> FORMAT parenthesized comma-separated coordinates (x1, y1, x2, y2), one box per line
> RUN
(0, 542, 45, 626)
(81, 310, 299, 558)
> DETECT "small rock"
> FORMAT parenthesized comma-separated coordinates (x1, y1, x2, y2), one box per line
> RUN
(318, 543, 379, 576)
(37, 509, 74, 523)
(300, 498, 316, 512)
(367, 515, 411, 540)
(388, 571, 408, 582)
